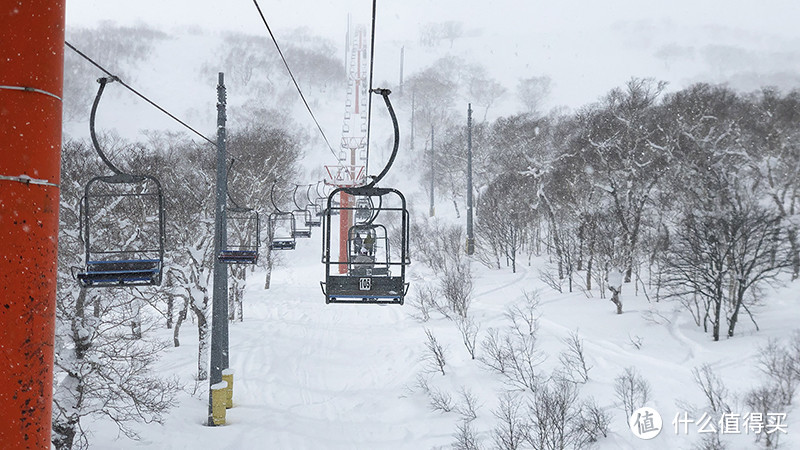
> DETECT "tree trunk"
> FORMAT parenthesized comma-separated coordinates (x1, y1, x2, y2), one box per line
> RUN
(228, 282, 236, 321)
(452, 198, 461, 218)
(130, 297, 142, 339)
(577, 221, 585, 271)
(235, 266, 245, 322)
(788, 227, 800, 280)
(173, 297, 189, 347)
(53, 289, 90, 450)
(51, 415, 79, 450)
(73, 288, 91, 359)
(712, 285, 723, 342)
(586, 255, 593, 291)
(191, 298, 209, 380)
(609, 286, 623, 314)
(166, 293, 174, 329)
(93, 293, 100, 318)
(264, 250, 273, 289)
(727, 284, 747, 338)
(510, 243, 517, 273)
(236, 284, 244, 322)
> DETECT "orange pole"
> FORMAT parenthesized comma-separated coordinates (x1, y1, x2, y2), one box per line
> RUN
(0, 1, 65, 447)
(338, 192, 352, 273)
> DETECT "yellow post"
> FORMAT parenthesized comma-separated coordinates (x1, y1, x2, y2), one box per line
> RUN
(210, 381, 227, 426)
(222, 369, 234, 409)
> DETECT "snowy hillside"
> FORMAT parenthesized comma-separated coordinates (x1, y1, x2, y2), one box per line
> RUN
(81, 218, 800, 449)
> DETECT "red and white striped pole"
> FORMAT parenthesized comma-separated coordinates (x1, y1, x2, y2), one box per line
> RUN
(0, 1, 65, 447)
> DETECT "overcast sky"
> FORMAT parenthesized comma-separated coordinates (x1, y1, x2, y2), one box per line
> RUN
(65, 0, 800, 112)
(65, 0, 800, 37)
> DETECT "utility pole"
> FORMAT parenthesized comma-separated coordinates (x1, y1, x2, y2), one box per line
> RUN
(0, 2, 65, 446)
(399, 46, 404, 96)
(466, 104, 475, 255)
(410, 91, 415, 151)
(429, 125, 435, 217)
(208, 72, 229, 426)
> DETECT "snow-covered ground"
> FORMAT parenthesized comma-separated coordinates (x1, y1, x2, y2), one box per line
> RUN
(83, 219, 800, 449)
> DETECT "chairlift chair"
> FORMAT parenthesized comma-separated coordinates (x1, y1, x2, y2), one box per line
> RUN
(268, 211, 296, 250)
(218, 207, 260, 264)
(347, 224, 390, 276)
(76, 173, 165, 288)
(304, 184, 322, 227)
(305, 204, 322, 227)
(314, 196, 327, 216)
(291, 209, 313, 238)
(321, 186, 410, 305)
(354, 196, 374, 223)
(75, 77, 166, 288)
(306, 203, 322, 228)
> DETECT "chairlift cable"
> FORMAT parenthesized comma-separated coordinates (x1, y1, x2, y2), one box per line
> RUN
(250, 0, 339, 161)
(65, 41, 216, 146)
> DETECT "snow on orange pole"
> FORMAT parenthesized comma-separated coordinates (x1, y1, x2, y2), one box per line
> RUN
(0, 1, 65, 447)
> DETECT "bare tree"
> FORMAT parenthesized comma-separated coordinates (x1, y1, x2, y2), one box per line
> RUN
(559, 331, 592, 384)
(424, 328, 448, 376)
(476, 172, 536, 273)
(741, 88, 800, 280)
(442, 262, 474, 319)
(456, 315, 480, 360)
(52, 139, 181, 449)
(452, 420, 482, 450)
(409, 282, 437, 322)
(745, 385, 785, 449)
(693, 364, 732, 415)
(614, 367, 651, 418)
(659, 178, 790, 340)
(525, 377, 599, 450)
(454, 386, 481, 423)
(480, 293, 546, 391)
(575, 397, 611, 444)
(517, 76, 552, 117)
(757, 338, 800, 406)
(491, 392, 527, 450)
(577, 78, 670, 283)
(428, 387, 454, 413)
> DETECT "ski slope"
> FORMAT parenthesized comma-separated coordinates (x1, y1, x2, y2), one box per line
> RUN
(84, 214, 800, 449)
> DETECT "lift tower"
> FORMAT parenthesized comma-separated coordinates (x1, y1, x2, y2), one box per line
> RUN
(0, 1, 65, 446)
(326, 24, 369, 273)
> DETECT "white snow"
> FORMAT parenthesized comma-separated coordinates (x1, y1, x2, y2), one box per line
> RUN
(80, 228, 800, 449)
